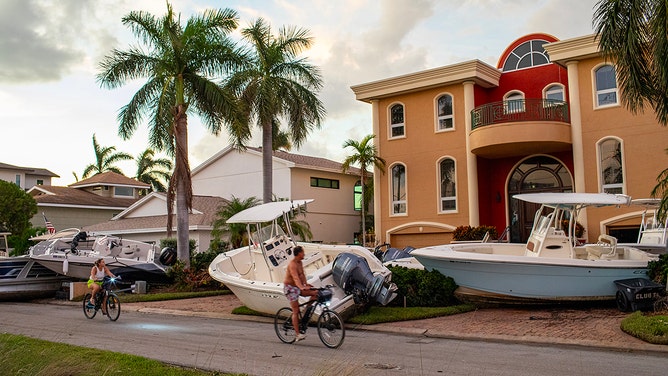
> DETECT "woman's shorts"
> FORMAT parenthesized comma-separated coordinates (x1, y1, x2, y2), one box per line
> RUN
(87, 279, 103, 289)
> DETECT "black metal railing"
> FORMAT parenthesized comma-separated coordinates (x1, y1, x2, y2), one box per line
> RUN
(471, 99, 569, 129)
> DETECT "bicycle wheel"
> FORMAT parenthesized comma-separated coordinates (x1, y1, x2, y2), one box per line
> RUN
(317, 309, 345, 348)
(105, 293, 121, 321)
(83, 293, 97, 319)
(274, 307, 296, 344)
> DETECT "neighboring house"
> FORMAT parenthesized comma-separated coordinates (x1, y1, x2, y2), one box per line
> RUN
(351, 33, 668, 248)
(83, 192, 226, 252)
(0, 162, 59, 190)
(191, 146, 367, 244)
(28, 171, 150, 231)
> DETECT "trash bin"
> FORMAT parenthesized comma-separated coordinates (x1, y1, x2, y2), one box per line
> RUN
(613, 278, 665, 312)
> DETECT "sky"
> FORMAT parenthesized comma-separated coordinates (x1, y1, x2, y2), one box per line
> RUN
(0, 0, 600, 186)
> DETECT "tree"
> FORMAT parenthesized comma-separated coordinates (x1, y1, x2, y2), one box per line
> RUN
(0, 180, 37, 236)
(341, 134, 386, 246)
(594, 0, 668, 219)
(651, 149, 668, 222)
(226, 18, 325, 203)
(97, 3, 246, 267)
(81, 134, 132, 179)
(211, 196, 261, 249)
(134, 148, 173, 193)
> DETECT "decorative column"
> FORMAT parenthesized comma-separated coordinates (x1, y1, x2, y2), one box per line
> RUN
(566, 61, 588, 232)
(370, 100, 384, 244)
(463, 81, 479, 226)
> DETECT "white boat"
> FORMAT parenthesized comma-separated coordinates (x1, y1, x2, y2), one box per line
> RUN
(618, 198, 667, 255)
(410, 193, 659, 304)
(208, 200, 397, 317)
(29, 228, 173, 283)
(0, 256, 71, 300)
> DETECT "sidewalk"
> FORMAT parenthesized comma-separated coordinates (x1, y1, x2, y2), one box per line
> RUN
(120, 294, 668, 354)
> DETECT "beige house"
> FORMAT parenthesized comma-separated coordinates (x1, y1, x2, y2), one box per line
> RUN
(0, 162, 58, 190)
(352, 33, 668, 248)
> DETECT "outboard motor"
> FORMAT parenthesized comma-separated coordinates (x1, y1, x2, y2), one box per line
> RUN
(159, 247, 177, 266)
(70, 231, 88, 254)
(332, 253, 397, 306)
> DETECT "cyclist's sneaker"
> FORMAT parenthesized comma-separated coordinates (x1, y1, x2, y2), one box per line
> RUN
(294, 333, 306, 342)
(86, 302, 95, 308)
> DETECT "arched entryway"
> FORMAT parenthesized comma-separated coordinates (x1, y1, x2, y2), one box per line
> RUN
(508, 155, 573, 242)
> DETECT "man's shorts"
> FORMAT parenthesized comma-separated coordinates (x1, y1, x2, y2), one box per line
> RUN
(284, 284, 301, 302)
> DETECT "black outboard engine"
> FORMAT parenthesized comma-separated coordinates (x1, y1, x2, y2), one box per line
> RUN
(332, 253, 397, 306)
(159, 247, 177, 266)
(70, 231, 88, 254)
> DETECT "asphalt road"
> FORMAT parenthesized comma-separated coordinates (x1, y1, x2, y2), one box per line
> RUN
(1, 301, 666, 376)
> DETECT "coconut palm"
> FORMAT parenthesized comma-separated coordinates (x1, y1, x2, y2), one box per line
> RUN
(211, 196, 261, 249)
(341, 134, 386, 246)
(134, 148, 173, 193)
(272, 119, 292, 151)
(594, 0, 668, 125)
(97, 3, 247, 267)
(226, 18, 325, 203)
(82, 134, 133, 179)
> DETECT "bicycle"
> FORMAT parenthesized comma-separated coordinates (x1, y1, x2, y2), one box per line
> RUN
(83, 276, 121, 321)
(274, 286, 345, 348)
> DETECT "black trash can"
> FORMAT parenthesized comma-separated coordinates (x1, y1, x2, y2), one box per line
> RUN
(613, 278, 665, 312)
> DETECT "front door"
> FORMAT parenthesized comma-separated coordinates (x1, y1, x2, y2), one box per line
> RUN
(508, 156, 572, 243)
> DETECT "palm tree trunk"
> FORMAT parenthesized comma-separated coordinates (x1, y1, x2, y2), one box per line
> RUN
(262, 119, 273, 203)
(174, 105, 192, 268)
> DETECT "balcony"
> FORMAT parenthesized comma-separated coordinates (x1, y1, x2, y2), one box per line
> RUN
(469, 99, 572, 158)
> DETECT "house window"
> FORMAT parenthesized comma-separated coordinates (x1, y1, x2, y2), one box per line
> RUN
(504, 92, 525, 113)
(502, 39, 550, 72)
(389, 104, 405, 138)
(436, 94, 454, 131)
(391, 164, 406, 215)
(598, 138, 624, 194)
(15, 174, 20, 186)
(354, 181, 362, 211)
(439, 158, 456, 212)
(595, 65, 618, 107)
(544, 84, 564, 104)
(36, 179, 44, 185)
(114, 186, 134, 197)
(310, 177, 339, 189)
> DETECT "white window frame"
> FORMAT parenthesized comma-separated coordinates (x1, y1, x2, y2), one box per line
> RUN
(437, 157, 457, 213)
(390, 163, 407, 216)
(596, 137, 626, 194)
(543, 83, 565, 106)
(504, 91, 525, 114)
(435, 93, 455, 132)
(593, 64, 619, 108)
(388, 103, 406, 139)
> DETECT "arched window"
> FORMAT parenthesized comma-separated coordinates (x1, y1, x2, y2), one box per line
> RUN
(544, 84, 564, 104)
(436, 94, 454, 131)
(598, 138, 624, 194)
(595, 65, 618, 107)
(391, 164, 406, 215)
(354, 181, 362, 211)
(389, 103, 405, 138)
(504, 91, 525, 114)
(439, 158, 456, 212)
(502, 39, 550, 72)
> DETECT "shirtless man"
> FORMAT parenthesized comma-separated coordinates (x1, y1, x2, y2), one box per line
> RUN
(283, 246, 318, 342)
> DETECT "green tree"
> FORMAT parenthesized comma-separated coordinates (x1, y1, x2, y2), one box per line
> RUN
(651, 149, 668, 222)
(226, 18, 325, 203)
(272, 119, 292, 151)
(134, 148, 173, 193)
(0, 180, 37, 236)
(81, 134, 133, 179)
(97, 3, 246, 267)
(342, 134, 386, 246)
(211, 196, 261, 249)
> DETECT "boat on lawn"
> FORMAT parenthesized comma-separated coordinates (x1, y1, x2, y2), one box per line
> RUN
(29, 228, 174, 283)
(0, 256, 71, 300)
(618, 198, 667, 255)
(208, 200, 397, 317)
(410, 193, 659, 304)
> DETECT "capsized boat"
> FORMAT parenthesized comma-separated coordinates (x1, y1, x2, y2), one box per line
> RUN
(410, 193, 659, 304)
(29, 228, 174, 283)
(208, 200, 397, 317)
(0, 256, 71, 300)
(618, 198, 667, 255)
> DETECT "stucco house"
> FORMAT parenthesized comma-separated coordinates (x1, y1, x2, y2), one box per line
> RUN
(0, 162, 59, 190)
(352, 33, 668, 249)
(191, 146, 368, 244)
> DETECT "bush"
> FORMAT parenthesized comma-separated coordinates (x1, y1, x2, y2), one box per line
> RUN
(387, 266, 458, 307)
(452, 225, 498, 241)
(648, 254, 668, 285)
(162, 239, 224, 291)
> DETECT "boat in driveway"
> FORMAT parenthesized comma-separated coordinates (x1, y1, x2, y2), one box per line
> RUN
(208, 199, 397, 317)
(0, 256, 71, 300)
(410, 193, 659, 304)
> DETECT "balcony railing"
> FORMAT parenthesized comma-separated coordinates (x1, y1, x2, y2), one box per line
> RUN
(471, 99, 569, 130)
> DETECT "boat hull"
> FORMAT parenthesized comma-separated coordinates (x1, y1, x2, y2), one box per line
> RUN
(0, 257, 71, 301)
(31, 254, 168, 283)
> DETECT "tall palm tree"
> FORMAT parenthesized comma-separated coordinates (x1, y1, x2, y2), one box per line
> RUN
(211, 196, 261, 249)
(134, 148, 173, 193)
(272, 119, 292, 151)
(594, 0, 668, 218)
(97, 3, 247, 267)
(226, 18, 325, 203)
(651, 149, 668, 222)
(82, 134, 133, 179)
(341, 134, 386, 246)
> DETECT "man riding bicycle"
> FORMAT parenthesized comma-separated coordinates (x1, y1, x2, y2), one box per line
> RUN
(283, 246, 318, 342)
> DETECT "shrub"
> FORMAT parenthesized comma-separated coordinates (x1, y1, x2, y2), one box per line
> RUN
(387, 266, 458, 307)
(162, 239, 224, 291)
(648, 254, 668, 285)
(452, 225, 498, 241)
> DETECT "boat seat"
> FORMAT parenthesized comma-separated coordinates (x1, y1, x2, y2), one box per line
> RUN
(586, 234, 618, 260)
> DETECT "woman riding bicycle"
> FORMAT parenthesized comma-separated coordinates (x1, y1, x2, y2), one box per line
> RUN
(283, 246, 318, 342)
(87, 258, 115, 310)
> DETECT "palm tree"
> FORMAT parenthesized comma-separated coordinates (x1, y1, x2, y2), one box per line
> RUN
(272, 119, 292, 151)
(651, 149, 668, 222)
(97, 3, 247, 267)
(594, 0, 668, 218)
(134, 148, 173, 193)
(82, 134, 133, 179)
(211, 196, 261, 249)
(226, 18, 326, 203)
(341, 134, 386, 246)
